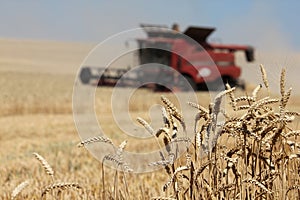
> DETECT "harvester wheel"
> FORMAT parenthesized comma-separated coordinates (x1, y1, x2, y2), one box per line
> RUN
(224, 77, 246, 90)
(209, 77, 231, 91)
(210, 77, 244, 91)
(80, 67, 92, 84)
(177, 75, 197, 91)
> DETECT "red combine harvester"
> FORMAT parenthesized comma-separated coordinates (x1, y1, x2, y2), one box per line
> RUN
(80, 24, 254, 91)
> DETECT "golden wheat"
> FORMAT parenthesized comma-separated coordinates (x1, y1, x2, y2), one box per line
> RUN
(32, 152, 54, 180)
(11, 180, 30, 200)
(41, 182, 82, 198)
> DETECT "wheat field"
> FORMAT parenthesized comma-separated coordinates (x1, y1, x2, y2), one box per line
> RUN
(0, 39, 299, 199)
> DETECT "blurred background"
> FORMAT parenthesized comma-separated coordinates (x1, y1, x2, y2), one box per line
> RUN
(0, 1, 299, 92)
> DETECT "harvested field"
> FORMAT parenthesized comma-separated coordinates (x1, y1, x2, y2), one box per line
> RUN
(0, 39, 299, 199)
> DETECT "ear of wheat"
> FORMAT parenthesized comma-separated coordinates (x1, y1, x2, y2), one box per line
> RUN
(151, 197, 177, 200)
(161, 95, 186, 131)
(280, 67, 286, 97)
(252, 84, 262, 100)
(33, 152, 54, 180)
(11, 180, 30, 200)
(259, 64, 269, 92)
(187, 102, 209, 115)
(213, 87, 235, 115)
(243, 179, 272, 194)
(116, 140, 127, 159)
(77, 135, 113, 147)
(225, 83, 237, 110)
(163, 166, 190, 192)
(41, 182, 82, 197)
(137, 117, 155, 135)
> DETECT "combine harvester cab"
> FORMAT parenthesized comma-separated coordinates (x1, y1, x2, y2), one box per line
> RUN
(79, 24, 254, 91)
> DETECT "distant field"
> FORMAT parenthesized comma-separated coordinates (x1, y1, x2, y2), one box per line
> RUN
(0, 38, 93, 74)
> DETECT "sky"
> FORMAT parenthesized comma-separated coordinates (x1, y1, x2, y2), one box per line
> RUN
(0, 1, 300, 52)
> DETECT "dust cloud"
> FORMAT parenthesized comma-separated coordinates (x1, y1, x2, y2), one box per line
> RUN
(217, 2, 299, 94)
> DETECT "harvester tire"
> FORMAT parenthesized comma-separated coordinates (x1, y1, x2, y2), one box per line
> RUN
(178, 75, 197, 91)
(80, 67, 92, 84)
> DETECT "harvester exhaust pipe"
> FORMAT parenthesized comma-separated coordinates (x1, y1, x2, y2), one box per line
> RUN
(245, 46, 254, 62)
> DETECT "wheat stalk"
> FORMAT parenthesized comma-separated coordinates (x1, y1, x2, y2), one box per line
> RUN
(237, 105, 250, 110)
(156, 127, 172, 141)
(151, 197, 176, 200)
(187, 101, 209, 114)
(252, 84, 262, 100)
(259, 64, 269, 92)
(149, 154, 175, 167)
(280, 68, 286, 97)
(285, 130, 300, 137)
(103, 143, 133, 172)
(161, 106, 171, 128)
(226, 83, 237, 110)
(282, 87, 292, 109)
(213, 87, 235, 115)
(116, 140, 127, 161)
(137, 117, 155, 135)
(33, 152, 54, 180)
(286, 185, 300, 195)
(243, 179, 272, 194)
(116, 140, 133, 172)
(249, 97, 279, 111)
(161, 95, 186, 131)
(171, 137, 191, 143)
(103, 154, 123, 165)
(161, 96, 181, 119)
(11, 180, 29, 200)
(77, 135, 113, 147)
(203, 179, 217, 200)
(163, 166, 190, 191)
(285, 111, 300, 116)
(41, 182, 82, 197)
(194, 161, 211, 180)
(217, 183, 235, 193)
(234, 96, 255, 103)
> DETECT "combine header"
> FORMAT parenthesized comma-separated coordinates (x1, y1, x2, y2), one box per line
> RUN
(80, 24, 254, 91)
